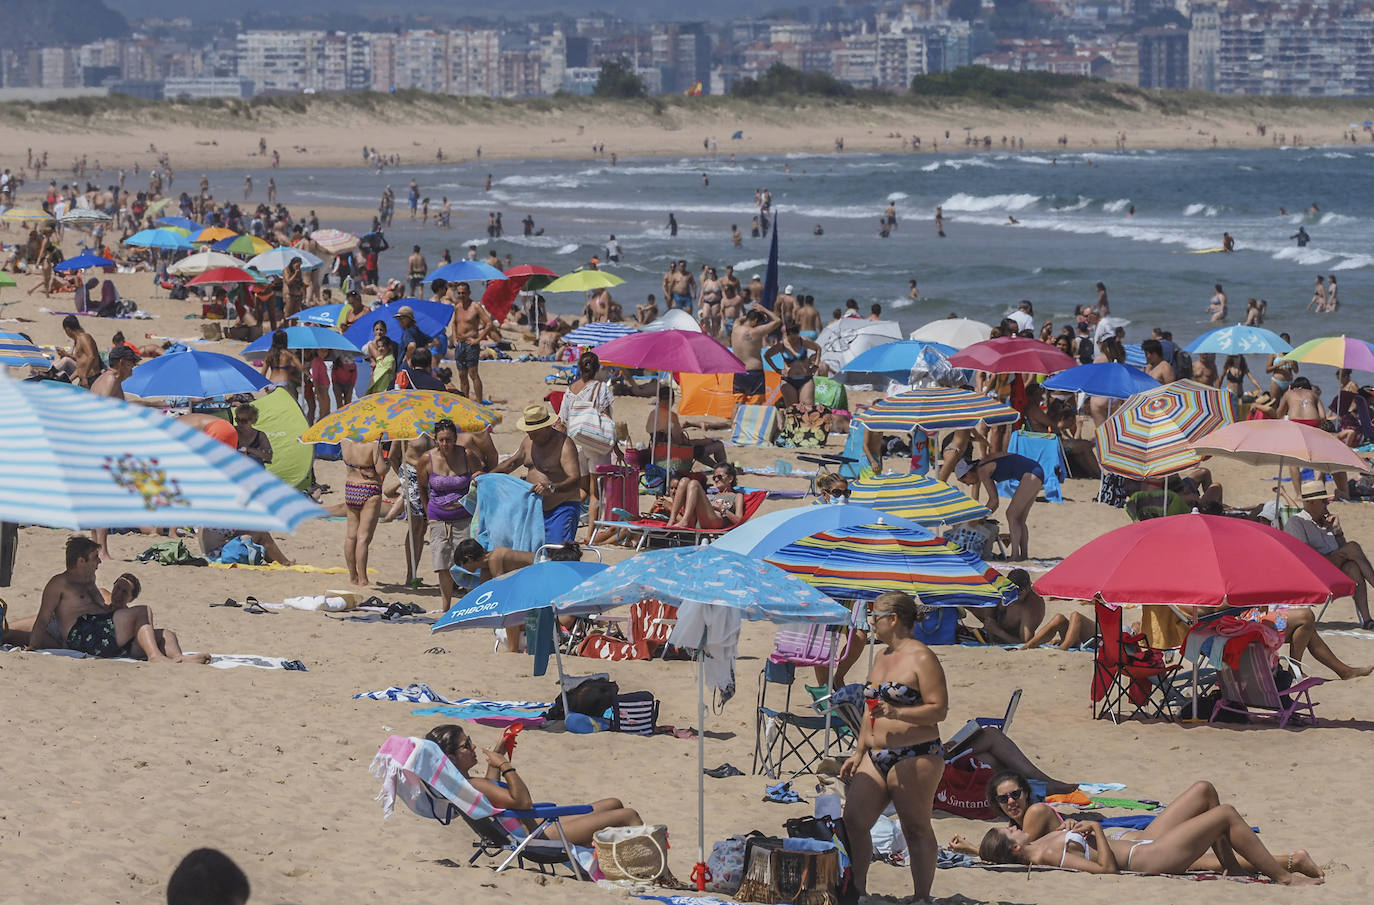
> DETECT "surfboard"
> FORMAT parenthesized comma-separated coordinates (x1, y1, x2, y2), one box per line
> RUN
(1189, 247, 1228, 254)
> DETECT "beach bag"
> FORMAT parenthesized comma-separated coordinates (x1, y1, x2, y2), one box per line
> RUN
(135, 540, 207, 567)
(813, 377, 847, 412)
(218, 536, 265, 565)
(911, 607, 957, 646)
(737, 836, 839, 905)
(594, 824, 674, 883)
(543, 676, 619, 721)
(706, 832, 767, 894)
(566, 385, 616, 456)
(785, 816, 852, 896)
(933, 753, 997, 818)
(777, 404, 831, 449)
(611, 691, 659, 735)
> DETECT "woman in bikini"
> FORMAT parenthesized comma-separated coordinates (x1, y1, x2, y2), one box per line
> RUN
(765, 323, 821, 405)
(841, 591, 948, 902)
(341, 437, 389, 587)
(1221, 355, 1261, 399)
(260, 330, 303, 400)
(416, 420, 478, 611)
(978, 778, 1322, 884)
(697, 266, 723, 337)
(666, 463, 745, 529)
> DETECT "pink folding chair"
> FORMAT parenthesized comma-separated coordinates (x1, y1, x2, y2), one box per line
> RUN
(1210, 640, 1326, 729)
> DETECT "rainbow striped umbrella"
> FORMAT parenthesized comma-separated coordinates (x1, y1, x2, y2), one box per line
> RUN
(848, 473, 991, 526)
(1282, 336, 1374, 371)
(768, 523, 1016, 608)
(855, 387, 1020, 433)
(1097, 379, 1237, 480)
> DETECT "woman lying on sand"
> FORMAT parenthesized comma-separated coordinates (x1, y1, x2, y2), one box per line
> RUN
(426, 724, 642, 846)
(975, 774, 1322, 884)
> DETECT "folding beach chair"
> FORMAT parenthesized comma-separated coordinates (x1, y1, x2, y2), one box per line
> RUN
(371, 735, 593, 879)
(594, 489, 767, 552)
(1090, 601, 1180, 723)
(1210, 639, 1326, 729)
(753, 661, 856, 778)
(731, 403, 779, 447)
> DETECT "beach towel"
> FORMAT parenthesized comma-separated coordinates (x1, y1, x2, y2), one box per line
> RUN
(355, 684, 454, 704)
(412, 699, 552, 726)
(209, 562, 360, 575)
(997, 431, 1067, 503)
(474, 473, 545, 552)
(2, 646, 305, 670)
(371, 735, 499, 821)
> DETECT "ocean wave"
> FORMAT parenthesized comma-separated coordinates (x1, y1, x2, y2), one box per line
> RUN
(941, 192, 1041, 213)
(887, 191, 910, 202)
(1051, 196, 1092, 213)
(1323, 151, 1355, 159)
(1317, 212, 1359, 225)
(1012, 155, 1056, 165)
(495, 174, 584, 189)
(1271, 246, 1337, 266)
(555, 243, 580, 255)
(1330, 254, 1374, 271)
(1183, 203, 1220, 217)
(1102, 198, 1131, 213)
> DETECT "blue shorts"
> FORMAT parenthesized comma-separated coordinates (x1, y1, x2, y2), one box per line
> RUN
(454, 342, 480, 370)
(543, 501, 580, 544)
(672, 293, 693, 312)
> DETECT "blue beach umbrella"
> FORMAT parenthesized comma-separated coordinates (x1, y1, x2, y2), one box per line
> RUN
(425, 261, 506, 284)
(1124, 344, 1147, 369)
(53, 252, 114, 272)
(343, 298, 452, 348)
(243, 326, 361, 356)
(562, 322, 637, 347)
(838, 340, 958, 382)
(435, 562, 609, 630)
(291, 304, 347, 327)
(155, 216, 202, 231)
(123, 348, 272, 400)
(124, 228, 195, 250)
(0, 374, 323, 530)
(1043, 362, 1160, 400)
(1185, 324, 1292, 356)
(0, 332, 49, 368)
(712, 502, 925, 559)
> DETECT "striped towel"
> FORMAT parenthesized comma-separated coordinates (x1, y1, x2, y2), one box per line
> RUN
(355, 683, 453, 704)
(370, 735, 499, 820)
(731, 404, 778, 447)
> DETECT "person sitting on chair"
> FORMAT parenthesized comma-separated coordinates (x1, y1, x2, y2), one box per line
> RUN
(666, 463, 744, 529)
(426, 723, 642, 847)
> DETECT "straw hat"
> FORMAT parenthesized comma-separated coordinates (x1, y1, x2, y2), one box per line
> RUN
(396, 305, 415, 320)
(516, 404, 556, 432)
(1300, 479, 1332, 502)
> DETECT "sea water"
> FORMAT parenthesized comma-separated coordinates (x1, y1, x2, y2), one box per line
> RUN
(229, 146, 1374, 349)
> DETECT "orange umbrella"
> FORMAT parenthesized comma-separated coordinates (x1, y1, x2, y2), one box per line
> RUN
(194, 226, 239, 243)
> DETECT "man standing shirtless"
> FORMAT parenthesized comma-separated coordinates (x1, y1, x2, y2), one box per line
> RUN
(730, 303, 781, 398)
(28, 536, 207, 662)
(448, 281, 500, 402)
(663, 261, 695, 312)
(495, 404, 583, 545)
(407, 245, 428, 296)
(62, 315, 102, 388)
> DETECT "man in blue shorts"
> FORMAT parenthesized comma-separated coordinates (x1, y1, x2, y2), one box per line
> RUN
(447, 280, 500, 402)
(494, 404, 584, 544)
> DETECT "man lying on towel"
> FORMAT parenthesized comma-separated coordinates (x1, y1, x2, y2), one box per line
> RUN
(23, 536, 208, 664)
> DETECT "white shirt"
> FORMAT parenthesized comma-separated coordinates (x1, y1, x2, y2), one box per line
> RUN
(1008, 310, 1034, 332)
(1284, 509, 1339, 556)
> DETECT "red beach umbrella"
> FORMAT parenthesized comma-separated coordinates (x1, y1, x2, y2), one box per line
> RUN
(949, 336, 1076, 375)
(188, 266, 259, 286)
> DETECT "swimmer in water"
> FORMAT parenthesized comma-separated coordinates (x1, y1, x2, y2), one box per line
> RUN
(1006, 215, 1019, 225)
(1222, 232, 1235, 252)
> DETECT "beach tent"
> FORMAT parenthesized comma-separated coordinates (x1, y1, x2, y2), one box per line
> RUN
(678, 373, 736, 419)
(252, 388, 313, 491)
(817, 319, 903, 373)
(641, 309, 702, 333)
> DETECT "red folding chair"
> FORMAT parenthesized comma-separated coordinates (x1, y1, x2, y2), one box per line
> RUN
(1091, 600, 1180, 723)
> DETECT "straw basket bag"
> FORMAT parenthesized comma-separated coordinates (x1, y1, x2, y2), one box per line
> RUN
(593, 824, 674, 883)
(736, 836, 839, 905)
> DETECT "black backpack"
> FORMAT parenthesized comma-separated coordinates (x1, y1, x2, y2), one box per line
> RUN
(543, 677, 619, 722)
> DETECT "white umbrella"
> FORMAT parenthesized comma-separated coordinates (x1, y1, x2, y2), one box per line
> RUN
(168, 250, 244, 276)
(248, 246, 324, 274)
(0, 376, 324, 530)
(816, 318, 903, 372)
(640, 308, 702, 333)
(60, 208, 112, 225)
(909, 317, 994, 350)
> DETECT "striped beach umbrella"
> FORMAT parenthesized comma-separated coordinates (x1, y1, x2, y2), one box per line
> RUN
(168, 250, 242, 276)
(0, 332, 49, 368)
(0, 208, 54, 223)
(1096, 379, 1237, 480)
(0, 375, 323, 530)
(299, 389, 501, 443)
(848, 473, 991, 526)
(855, 387, 1019, 433)
(562, 322, 637, 347)
(768, 523, 1017, 608)
(212, 234, 273, 256)
(309, 229, 360, 254)
(193, 226, 238, 243)
(1281, 336, 1374, 371)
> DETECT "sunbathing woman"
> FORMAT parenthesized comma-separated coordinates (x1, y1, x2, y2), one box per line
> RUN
(977, 776, 1322, 884)
(667, 463, 745, 529)
(426, 724, 641, 846)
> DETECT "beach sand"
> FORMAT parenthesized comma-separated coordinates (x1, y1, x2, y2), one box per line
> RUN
(3, 195, 1374, 905)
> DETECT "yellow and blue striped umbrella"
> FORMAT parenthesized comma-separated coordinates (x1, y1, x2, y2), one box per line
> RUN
(0, 207, 53, 223)
(768, 523, 1016, 608)
(855, 387, 1019, 433)
(0, 332, 49, 369)
(849, 473, 991, 526)
(1097, 379, 1237, 480)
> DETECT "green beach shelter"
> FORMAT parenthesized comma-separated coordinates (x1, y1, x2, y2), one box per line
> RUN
(251, 388, 313, 491)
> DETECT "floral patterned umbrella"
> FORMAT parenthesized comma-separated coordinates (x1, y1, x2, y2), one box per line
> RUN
(299, 390, 501, 443)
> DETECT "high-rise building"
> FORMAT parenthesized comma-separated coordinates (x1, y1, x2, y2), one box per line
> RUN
(651, 22, 711, 94)
(1189, 4, 1220, 92)
(1137, 25, 1189, 89)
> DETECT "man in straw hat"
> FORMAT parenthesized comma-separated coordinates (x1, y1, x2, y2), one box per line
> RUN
(1286, 479, 1374, 630)
(495, 403, 583, 544)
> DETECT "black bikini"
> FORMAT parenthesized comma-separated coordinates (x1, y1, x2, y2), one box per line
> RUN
(867, 682, 942, 776)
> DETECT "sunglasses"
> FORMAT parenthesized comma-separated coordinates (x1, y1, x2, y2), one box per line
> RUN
(995, 789, 1026, 805)
(866, 611, 896, 625)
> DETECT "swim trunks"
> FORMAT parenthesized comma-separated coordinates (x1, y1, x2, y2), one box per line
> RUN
(454, 342, 480, 370)
(543, 500, 580, 544)
(733, 369, 766, 396)
(66, 612, 131, 658)
(672, 293, 692, 312)
(1291, 418, 1322, 427)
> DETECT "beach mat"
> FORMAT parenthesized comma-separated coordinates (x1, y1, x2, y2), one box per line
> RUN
(413, 699, 551, 727)
(3, 646, 305, 669)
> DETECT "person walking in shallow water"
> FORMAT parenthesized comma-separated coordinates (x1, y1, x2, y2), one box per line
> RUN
(935, 206, 946, 237)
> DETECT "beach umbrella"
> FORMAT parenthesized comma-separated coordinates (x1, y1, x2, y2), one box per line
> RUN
(290, 304, 347, 327)
(1185, 324, 1292, 356)
(167, 250, 243, 276)
(124, 228, 194, 250)
(300, 389, 501, 443)
(123, 349, 272, 400)
(816, 318, 904, 372)
(713, 503, 925, 559)
(1035, 513, 1353, 608)
(767, 523, 1017, 608)
(855, 387, 1019, 433)
(53, 252, 113, 273)
(909, 317, 992, 350)
(155, 216, 202, 231)
(1042, 362, 1159, 400)
(0, 332, 49, 369)
(1096, 379, 1237, 480)
(848, 472, 992, 526)
(243, 326, 361, 356)
(188, 266, 259, 286)
(838, 340, 957, 384)
(551, 545, 850, 891)
(0, 374, 323, 531)
(425, 260, 507, 283)
(1, 208, 53, 223)
(561, 322, 637, 347)
(1124, 344, 1148, 369)
(211, 234, 273, 256)
(640, 309, 702, 333)
(59, 208, 111, 225)
(1281, 336, 1374, 371)
(949, 336, 1076, 375)
(594, 329, 745, 374)
(193, 226, 238, 243)
(343, 298, 453, 349)
(248, 246, 324, 274)
(144, 198, 176, 218)
(503, 264, 558, 292)
(309, 229, 360, 254)
(541, 270, 625, 293)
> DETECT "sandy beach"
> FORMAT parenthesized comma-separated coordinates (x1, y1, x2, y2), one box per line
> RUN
(3, 114, 1374, 905)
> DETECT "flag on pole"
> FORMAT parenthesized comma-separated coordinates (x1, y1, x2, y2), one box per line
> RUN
(761, 212, 780, 310)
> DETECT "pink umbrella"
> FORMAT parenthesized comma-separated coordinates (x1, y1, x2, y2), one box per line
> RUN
(593, 329, 746, 374)
(1191, 419, 1371, 474)
(949, 336, 1076, 375)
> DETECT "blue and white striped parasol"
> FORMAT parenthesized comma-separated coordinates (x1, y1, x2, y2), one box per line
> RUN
(561, 322, 637, 347)
(0, 332, 50, 368)
(0, 376, 324, 530)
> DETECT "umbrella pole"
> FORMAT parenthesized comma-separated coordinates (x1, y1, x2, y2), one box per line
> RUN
(549, 607, 574, 722)
(403, 439, 418, 585)
(692, 628, 709, 891)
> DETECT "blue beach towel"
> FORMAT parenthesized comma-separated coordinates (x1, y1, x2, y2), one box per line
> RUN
(997, 430, 1067, 503)
(473, 473, 545, 552)
(412, 699, 552, 722)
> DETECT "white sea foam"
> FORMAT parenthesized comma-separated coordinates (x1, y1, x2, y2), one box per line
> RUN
(1272, 246, 1337, 266)
(495, 174, 584, 189)
(941, 192, 1041, 212)
(555, 244, 580, 255)
(1102, 198, 1131, 213)
(1183, 203, 1220, 217)
(1323, 151, 1355, 159)
(1051, 196, 1092, 212)
(887, 191, 910, 202)
(1330, 254, 1374, 271)
(920, 162, 940, 172)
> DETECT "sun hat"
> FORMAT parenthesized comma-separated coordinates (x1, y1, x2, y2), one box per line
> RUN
(784, 284, 794, 294)
(516, 404, 556, 432)
(396, 305, 415, 320)
(1300, 479, 1332, 501)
